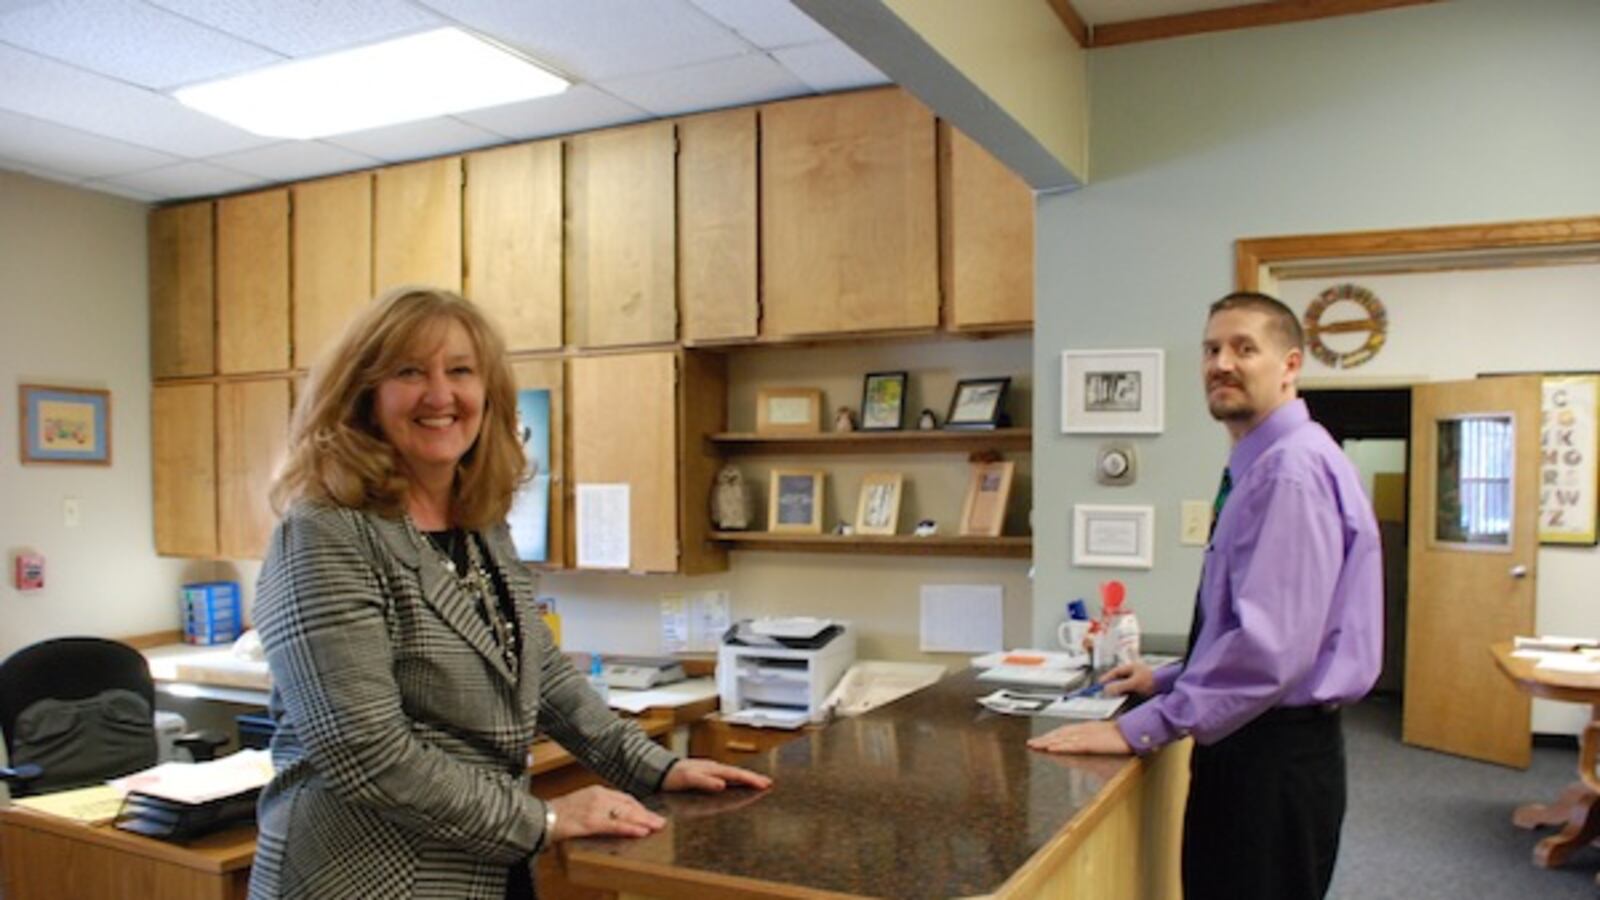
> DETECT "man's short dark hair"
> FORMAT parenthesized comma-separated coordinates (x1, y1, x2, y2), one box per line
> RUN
(1208, 291, 1304, 352)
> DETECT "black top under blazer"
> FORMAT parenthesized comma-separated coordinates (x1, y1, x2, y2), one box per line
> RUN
(248, 503, 677, 899)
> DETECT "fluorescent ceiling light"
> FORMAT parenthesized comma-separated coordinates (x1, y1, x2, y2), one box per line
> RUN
(174, 28, 568, 140)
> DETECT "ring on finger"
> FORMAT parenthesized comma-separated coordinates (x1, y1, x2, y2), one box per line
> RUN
(607, 808, 619, 820)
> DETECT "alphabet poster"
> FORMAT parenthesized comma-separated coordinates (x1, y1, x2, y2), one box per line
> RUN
(1540, 375, 1598, 545)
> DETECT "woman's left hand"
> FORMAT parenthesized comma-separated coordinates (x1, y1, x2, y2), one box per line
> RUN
(661, 758, 772, 793)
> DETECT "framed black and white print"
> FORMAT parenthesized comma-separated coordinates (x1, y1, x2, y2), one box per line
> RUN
(1061, 349, 1164, 434)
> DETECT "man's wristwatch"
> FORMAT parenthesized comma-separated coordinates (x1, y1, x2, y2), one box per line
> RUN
(541, 805, 558, 853)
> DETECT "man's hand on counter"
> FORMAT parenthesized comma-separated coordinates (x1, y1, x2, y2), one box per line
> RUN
(1028, 721, 1133, 756)
(662, 758, 773, 793)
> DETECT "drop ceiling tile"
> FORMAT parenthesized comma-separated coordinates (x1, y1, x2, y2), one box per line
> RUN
(0, 44, 275, 157)
(321, 116, 503, 162)
(684, 0, 833, 49)
(147, 0, 443, 57)
(205, 140, 383, 183)
(601, 52, 810, 117)
(416, 0, 752, 81)
(0, 158, 83, 188)
(0, 0, 283, 90)
(772, 40, 888, 94)
(454, 84, 649, 141)
(96, 160, 266, 200)
(0, 108, 179, 179)
(77, 177, 160, 203)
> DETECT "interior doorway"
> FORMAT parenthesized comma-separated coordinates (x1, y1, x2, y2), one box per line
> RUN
(1302, 388, 1411, 698)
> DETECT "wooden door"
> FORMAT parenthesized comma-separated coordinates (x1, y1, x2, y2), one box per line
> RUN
(374, 157, 462, 294)
(940, 123, 1033, 329)
(149, 202, 214, 378)
(761, 88, 937, 337)
(565, 122, 677, 348)
(217, 379, 290, 560)
(293, 172, 372, 369)
(509, 359, 566, 568)
(216, 189, 289, 374)
(152, 383, 216, 557)
(1404, 375, 1540, 766)
(465, 142, 563, 351)
(679, 107, 757, 343)
(568, 353, 677, 572)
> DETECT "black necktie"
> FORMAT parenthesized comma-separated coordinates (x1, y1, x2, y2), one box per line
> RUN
(1185, 468, 1232, 661)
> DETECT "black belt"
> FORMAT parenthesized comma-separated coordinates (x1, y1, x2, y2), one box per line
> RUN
(1257, 703, 1341, 725)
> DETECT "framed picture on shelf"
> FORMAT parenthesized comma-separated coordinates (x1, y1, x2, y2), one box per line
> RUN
(959, 460, 1014, 537)
(756, 387, 823, 435)
(1072, 504, 1154, 568)
(945, 377, 1010, 430)
(19, 384, 111, 465)
(769, 469, 825, 533)
(855, 472, 905, 536)
(860, 371, 908, 431)
(1061, 349, 1164, 434)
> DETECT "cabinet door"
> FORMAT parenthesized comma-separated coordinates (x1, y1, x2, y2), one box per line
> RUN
(217, 379, 290, 560)
(465, 142, 563, 351)
(509, 359, 565, 567)
(688, 717, 805, 764)
(293, 173, 372, 369)
(762, 89, 938, 337)
(941, 124, 1034, 329)
(153, 383, 216, 557)
(217, 189, 290, 373)
(679, 108, 756, 343)
(149, 202, 215, 378)
(569, 352, 677, 572)
(566, 122, 677, 348)
(374, 157, 462, 295)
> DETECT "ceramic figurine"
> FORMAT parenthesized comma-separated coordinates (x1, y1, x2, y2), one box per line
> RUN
(710, 464, 752, 530)
(834, 407, 857, 432)
(917, 409, 938, 430)
(834, 521, 854, 536)
(914, 519, 938, 537)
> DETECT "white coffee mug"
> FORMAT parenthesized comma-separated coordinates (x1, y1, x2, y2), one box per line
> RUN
(1058, 619, 1090, 652)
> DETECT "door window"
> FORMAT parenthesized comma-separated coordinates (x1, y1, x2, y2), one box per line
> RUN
(1435, 414, 1514, 547)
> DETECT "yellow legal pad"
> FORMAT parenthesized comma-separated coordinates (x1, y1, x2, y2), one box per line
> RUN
(12, 783, 124, 824)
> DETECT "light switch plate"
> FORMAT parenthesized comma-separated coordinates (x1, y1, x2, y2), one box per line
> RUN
(64, 497, 81, 528)
(1180, 500, 1211, 545)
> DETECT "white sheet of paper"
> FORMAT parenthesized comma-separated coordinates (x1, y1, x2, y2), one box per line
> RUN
(606, 677, 720, 714)
(576, 483, 629, 569)
(1536, 653, 1600, 674)
(691, 590, 731, 651)
(920, 584, 1003, 653)
(659, 594, 689, 653)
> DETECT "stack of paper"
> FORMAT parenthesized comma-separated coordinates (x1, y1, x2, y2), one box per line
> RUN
(977, 689, 1128, 720)
(13, 783, 124, 824)
(109, 748, 274, 805)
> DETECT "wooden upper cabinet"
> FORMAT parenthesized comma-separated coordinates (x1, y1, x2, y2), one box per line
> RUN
(465, 142, 563, 351)
(216, 379, 290, 560)
(216, 189, 289, 374)
(566, 122, 677, 348)
(374, 157, 463, 295)
(510, 359, 566, 567)
(761, 88, 938, 337)
(293, 173, 372, 369)
(149, 202, 215, 378)
(153, 383, 216, 557)
(679, 108, 757, 343)
(941, 124, 1034, 329)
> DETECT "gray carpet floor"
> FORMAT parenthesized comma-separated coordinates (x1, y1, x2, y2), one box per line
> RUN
(1331, 694, 1598, 899)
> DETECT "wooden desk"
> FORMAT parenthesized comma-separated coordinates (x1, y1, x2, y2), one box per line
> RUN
(1491, 641, 1600, 883)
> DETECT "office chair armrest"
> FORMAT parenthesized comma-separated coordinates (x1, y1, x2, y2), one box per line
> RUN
(0, 763, 43, 793)
(174, 730, 230, 762)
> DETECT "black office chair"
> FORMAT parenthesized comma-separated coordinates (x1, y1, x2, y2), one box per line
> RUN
(0, 637, 227, 797)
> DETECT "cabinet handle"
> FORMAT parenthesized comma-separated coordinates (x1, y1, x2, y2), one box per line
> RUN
(725, 740, 758, 753)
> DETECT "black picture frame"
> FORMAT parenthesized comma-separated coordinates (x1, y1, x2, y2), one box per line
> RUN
(859, 371, 908, 431)
(944, 377, 1010, 430)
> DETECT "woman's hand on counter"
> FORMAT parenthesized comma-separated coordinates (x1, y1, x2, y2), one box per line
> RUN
(1028, 721, 1133, 756)
(661, 758, 773, 793)
(548, 785, 666, 841)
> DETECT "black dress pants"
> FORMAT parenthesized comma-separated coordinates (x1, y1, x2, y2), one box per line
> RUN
(1182, 706, 1346, 900)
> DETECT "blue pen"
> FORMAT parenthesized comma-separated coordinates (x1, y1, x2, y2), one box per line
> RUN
(1066, 680, 1103, 700)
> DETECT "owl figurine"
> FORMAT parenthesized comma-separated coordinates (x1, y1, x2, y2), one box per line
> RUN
(711, 464, 753, 531)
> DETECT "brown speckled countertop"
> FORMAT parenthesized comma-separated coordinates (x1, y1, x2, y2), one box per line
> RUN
(563, 669, 1139, 899)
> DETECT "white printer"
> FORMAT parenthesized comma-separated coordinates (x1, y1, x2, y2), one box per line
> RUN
(718, 618, 855, 728)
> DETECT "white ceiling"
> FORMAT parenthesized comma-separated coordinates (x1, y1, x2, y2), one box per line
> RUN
(0, 0, 1270, 204)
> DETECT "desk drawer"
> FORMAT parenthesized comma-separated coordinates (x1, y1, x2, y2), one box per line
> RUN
(688, 717, 804, 764)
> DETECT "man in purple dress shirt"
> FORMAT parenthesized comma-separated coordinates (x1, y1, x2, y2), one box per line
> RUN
(1030, 292, 1382, 899)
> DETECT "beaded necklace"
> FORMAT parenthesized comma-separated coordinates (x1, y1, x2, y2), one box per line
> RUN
(411, 520, 519, 675)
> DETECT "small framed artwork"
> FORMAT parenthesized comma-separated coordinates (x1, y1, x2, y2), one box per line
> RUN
(960, 460, 1015, 537)
(769, 469, 825, 533)
(756, 388, 823, 435)
(1061, 349, 1164, 434)
(1072, 504, 1155, 569)
(20, 385, 111, 465)
(860, 371, 908, 431)
(945, 377, 1010, 430)
(855, 472, 905, 535)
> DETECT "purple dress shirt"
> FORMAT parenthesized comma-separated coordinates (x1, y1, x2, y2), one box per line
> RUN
(1117, 399, 1383, 753)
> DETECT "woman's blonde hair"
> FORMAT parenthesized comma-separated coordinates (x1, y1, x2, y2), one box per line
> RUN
(271, 287, 527, 529)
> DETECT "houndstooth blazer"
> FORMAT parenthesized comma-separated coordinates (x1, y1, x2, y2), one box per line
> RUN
(248, 503, 677, 899)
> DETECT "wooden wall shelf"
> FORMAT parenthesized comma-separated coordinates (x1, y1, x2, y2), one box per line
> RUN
(711, 531, 1031, 558)
(708, 427, 1031, 456)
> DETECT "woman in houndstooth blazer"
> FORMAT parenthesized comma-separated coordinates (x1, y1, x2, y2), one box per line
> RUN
(250, 288, 769, 899)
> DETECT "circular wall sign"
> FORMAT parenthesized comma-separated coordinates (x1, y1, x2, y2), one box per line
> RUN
(1304, 283, 1388, 369)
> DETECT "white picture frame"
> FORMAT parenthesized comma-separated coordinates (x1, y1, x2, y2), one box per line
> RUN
(1061, 349, 1165, 434)
(1072, 504, 1154, 569)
